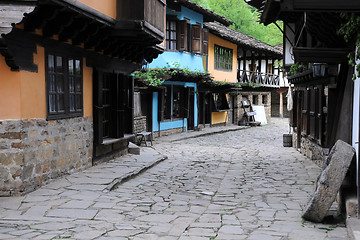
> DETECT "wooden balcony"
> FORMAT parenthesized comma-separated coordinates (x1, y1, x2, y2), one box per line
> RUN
(237, 70, 281, 88)
(116, 0, 166, 43)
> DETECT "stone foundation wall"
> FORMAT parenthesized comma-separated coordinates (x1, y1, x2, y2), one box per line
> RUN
(292, 132, 327, 168)
(0, 117, 93, 196)
(153, 127, 184, 138)
(134, 116, 147, 133)
(235, 92, 272, 124)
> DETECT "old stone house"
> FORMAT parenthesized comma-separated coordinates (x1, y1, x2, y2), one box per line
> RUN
(0, 0, 165, 195)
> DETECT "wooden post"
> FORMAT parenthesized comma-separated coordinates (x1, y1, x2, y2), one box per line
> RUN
(265, 56, 269, 74)
(243, 49, 247, 73)
(279, 91, 284, 118)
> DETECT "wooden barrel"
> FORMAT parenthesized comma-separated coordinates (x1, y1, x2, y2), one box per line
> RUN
(283, 134, 292, 147)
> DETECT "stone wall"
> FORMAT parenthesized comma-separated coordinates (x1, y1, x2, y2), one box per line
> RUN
(292, 132, 327, 168)
(0, 117, 93, 196)
(234, 91, 272, 124)
(153, 127, 184, 138)
(134, 116, 147, 133)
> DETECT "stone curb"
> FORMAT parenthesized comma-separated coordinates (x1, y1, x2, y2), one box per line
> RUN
(167, 126, 251, 143)
(347, 217, 360, 240)
(103, 152, 168, 193)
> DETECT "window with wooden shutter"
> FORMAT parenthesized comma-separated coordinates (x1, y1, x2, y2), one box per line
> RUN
(178, 20, 188, 51)
(202, 28, 209, 55)
(166, 19, 177, 50)
(191, 23, 201, 54)
(212, 93, 230, 112)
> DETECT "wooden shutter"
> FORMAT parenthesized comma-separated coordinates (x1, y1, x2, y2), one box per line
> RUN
(93, 69, 104, 144)
(178, 20, 188, 51)
(202, 28, 209, 55)
(192, 23, 201, 54)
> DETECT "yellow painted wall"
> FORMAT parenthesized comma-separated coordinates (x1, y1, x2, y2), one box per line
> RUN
(208, 33, 237, 83)
(212, 112, 228, 125)
(0, 57, 21, 120)
(83, 60, 93, 117)
(20, 46, 46, 119)
(77, 0, 117, 19)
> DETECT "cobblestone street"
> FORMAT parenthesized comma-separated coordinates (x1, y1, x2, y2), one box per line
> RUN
(0, 118, 349, 239)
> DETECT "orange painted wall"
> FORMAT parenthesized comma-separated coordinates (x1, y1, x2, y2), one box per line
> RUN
(77, 0, 116, 19)
(0, 46, 94, 121)
(0, 57, 21, 120)
(83, 60, 93, 117)
(20, 46, 46, 119)
(208, 33, 237, 83)
(212, 112, 228, 125)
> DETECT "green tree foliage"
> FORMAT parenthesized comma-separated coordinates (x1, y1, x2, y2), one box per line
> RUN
(190, 0, 283, 46)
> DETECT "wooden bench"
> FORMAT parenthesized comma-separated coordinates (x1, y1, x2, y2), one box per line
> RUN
(136, 132, 153, 146)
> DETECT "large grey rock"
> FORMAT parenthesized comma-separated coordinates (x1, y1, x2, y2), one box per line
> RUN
(302, 140, 355, 222)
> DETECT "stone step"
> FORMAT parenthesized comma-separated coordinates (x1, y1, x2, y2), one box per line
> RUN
(128, 142, 140, 155)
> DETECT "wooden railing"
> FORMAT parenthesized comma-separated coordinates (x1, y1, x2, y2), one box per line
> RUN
(237, 70, 280, 88)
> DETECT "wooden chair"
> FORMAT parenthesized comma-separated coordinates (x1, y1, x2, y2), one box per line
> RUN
(241, 97, 261, 126)
(136, 132, 153, 146)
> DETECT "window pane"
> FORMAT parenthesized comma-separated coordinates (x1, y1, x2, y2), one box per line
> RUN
(49, 75, 55, 92)
(48, 55, 54, 72)
(171, 31, 176, 39)
(171, 41, 176, 50)
(58, 94, 64, 111)
(70, 94, 75, 111)
(170, 21, 176, 30)
(57, 75, 64, 93)
(56, 56, 63, 72)
(75, 78, 81, 92)
(69, 76, 74, 93)
(49, 94, 56, 112)
(68, 59, 74, 75)
(76, 94, 82, 110)
(75, 60, 81, 75)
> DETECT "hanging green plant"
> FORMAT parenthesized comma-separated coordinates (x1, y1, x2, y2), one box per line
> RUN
(133, 62, 210, 86)
(338, 13, 360, 79)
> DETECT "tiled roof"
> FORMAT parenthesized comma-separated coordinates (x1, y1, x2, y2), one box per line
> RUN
(204, 22, 282, 56)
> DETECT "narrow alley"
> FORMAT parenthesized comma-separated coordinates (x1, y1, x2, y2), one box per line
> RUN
(0, 119, 348, 239)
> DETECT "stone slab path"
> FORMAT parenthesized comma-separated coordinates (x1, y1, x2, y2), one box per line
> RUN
(0, 118, 349, 239)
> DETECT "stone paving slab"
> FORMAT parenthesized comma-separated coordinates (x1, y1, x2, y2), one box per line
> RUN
(0, 118, 350, 239)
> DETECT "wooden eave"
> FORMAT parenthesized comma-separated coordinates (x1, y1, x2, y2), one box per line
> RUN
(0, 0, 164, 71)
(293, 47, 350, 64)
(281, 0, 360, 11)
(287, 69, 336, 86)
